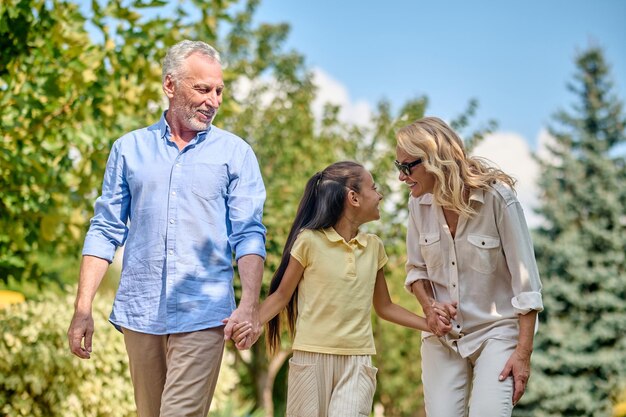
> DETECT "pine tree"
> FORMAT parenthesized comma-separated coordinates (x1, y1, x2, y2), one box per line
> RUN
(514, 47, 626, 417)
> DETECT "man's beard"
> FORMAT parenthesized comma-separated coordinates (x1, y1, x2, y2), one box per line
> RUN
(185, 106, 217, 131)
(172, 100, 218, 132)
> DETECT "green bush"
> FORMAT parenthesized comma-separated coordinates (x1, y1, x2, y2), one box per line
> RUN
(0, 290, 135, 417)
(0, 286, 268, 417)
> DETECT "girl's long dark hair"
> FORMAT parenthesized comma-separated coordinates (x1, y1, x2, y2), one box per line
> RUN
(266, 161, 364, 355)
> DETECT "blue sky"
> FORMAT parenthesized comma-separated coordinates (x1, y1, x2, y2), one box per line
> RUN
(76, 0, 624, 225)
(253, 0, 626, 148)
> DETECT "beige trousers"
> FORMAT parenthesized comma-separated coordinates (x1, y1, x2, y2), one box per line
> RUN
(286, 350, 377, 417)
(421, 336, 516, 417)
(122, 327, 225, 417)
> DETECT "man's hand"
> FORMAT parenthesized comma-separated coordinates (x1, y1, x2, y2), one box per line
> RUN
(499, 348, 532, 405)
(224, 301, 260, 350)
(68, 255, 109, 359)
(67, 310, 95, 359)
(222, 319, 253, 349)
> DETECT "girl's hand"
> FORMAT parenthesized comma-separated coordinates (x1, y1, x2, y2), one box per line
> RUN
(222, 319, 253, 347)
(232, 321, 253, 346)
(429, 301, 457, 336)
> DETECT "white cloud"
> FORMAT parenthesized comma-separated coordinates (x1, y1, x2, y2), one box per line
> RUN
(311, 67, 372, 127)
(472, 132, 542, 228)
(231, 68, 373, 128)
(535, 127, 561, 166)
(231, 76, 275, 108)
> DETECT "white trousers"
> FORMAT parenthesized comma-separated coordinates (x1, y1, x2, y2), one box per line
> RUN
(286, 350, 377, 417)
(421, 336, 515, 417)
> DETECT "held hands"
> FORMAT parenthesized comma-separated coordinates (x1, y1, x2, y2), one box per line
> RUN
(427, 301, 457, 337)
(222, 319, 254, 349)
(223, 302, 261, 350)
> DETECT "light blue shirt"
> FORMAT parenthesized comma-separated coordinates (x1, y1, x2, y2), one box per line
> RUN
(82, 113, 267, 334)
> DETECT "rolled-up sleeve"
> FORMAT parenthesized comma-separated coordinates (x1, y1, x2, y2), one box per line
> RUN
(227, 147, 267, 260)
(82, 141, 130, 262)
(405, 203, 429, 292)
(499, 200, 543, 314)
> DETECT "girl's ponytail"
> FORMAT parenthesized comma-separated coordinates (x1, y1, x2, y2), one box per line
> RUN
(265, 161, 364, 355)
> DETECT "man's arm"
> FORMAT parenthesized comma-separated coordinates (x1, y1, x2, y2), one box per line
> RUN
(67, 255, 110, 359)
(224, 254, 264, 349)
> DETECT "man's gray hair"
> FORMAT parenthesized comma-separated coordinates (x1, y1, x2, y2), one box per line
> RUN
(162, 40, 221, 84)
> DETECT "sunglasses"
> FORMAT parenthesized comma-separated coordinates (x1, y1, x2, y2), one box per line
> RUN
(394, 159, 423, 176)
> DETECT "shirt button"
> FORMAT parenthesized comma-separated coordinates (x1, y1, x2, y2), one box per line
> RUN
(168, 250, 173, 255)
(452, 283, 457, 287)
(169, 219, 175, 224)
(452, 261, 455, 266)
(171, 191, 176, 196)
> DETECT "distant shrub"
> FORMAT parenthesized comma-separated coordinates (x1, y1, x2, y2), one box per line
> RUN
(0, 290, 135, 417)
(0, 287, 260, 417)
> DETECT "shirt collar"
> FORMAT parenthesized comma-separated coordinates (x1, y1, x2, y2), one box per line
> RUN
(416, 194, 434, 205)
(468, 187, 485, 205)
(415, 189, 484, 205)
(322, 227, 368, 247)
(158, 111, 210, 145)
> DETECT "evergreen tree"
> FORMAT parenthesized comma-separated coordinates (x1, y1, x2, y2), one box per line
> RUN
(515, 47, 626, 417)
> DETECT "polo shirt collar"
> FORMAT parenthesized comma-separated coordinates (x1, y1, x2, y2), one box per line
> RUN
(322, 227, 368, 247)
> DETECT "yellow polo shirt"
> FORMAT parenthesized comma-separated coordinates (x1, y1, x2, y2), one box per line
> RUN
(290, 227, 388, 355)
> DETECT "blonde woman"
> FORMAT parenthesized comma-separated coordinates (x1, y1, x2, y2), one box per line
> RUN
(395, 117, 543, 417)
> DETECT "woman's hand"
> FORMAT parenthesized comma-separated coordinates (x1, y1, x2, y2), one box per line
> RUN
(499, 348, 532, 405)
(427, 301, 457, 336)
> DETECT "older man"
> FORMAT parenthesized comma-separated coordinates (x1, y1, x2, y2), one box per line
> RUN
(67, 40, 266, 417)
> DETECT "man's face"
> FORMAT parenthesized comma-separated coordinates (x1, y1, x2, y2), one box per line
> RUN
(165, 53, 224, 132)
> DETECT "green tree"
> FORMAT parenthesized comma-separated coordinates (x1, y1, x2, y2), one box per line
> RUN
(515, 47, 626, 417)
(1, 1, 497, 415)
(0, 0, 312, 288)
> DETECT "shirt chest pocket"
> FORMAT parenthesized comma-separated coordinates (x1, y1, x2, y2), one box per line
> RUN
(419, 232, 443, 270)
(467, 233, 500, 274)
(191, 163, 227, 200)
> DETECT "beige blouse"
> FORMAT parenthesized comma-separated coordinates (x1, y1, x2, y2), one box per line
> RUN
(405, 182, 543, 358)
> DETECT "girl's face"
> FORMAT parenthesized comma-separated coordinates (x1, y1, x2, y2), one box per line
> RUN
(356, 169, 383, 222)
(396, 146, 436, 198)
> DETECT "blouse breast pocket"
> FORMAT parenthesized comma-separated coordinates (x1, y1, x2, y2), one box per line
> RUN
(419, 232, 443, 270)
(467, 233, 501, 274)
(191, 163, 227, 201)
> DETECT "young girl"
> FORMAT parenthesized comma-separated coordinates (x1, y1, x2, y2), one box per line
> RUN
(233, 161, 439, 417)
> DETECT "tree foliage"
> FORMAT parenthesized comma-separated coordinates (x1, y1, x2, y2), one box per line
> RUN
(1, 1, 495, 416)
(514, 47, 626, 417)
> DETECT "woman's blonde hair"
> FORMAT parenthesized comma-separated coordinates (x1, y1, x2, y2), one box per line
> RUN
(396, 116, 516, 216)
